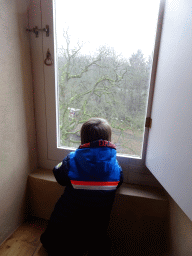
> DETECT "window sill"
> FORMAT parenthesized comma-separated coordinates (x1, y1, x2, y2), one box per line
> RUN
(28, 168, 168, 200)
(28, 168, 168, 220)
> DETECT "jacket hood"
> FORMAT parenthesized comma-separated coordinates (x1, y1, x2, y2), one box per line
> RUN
(69, 140, 120, 182)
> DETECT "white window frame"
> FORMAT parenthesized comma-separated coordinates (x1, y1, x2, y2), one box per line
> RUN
(30, 0, 165, 185)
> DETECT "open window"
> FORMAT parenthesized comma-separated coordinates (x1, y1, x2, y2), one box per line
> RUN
(54, 0, 161, 158)
(29, 0, 164, 181)
(29, 0, 192, 222)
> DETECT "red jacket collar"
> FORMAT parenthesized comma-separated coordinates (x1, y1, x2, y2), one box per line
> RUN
(79, 140, 116, 149)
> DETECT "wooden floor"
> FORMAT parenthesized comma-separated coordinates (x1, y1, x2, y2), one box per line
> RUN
(0, 216, 170, 256)
(0, 216, 90, 256)
(0, 216, 49, 256)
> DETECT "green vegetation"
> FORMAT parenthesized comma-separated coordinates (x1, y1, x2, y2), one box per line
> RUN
(57, 31, 153, 156)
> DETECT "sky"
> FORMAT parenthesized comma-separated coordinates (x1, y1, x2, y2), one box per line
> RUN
(54, 0, 161, 60)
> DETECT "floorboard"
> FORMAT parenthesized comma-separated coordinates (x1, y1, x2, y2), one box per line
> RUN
(0, 217, 48, 256)
(33, 244, 48, 256)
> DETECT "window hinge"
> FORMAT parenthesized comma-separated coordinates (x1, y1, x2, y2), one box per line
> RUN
(145, 117, 152, 128)
(26, 25, 49, 38)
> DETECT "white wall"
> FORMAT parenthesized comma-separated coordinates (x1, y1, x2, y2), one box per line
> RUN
(0, 0, 37, 245)
(146, 0, 192, 221)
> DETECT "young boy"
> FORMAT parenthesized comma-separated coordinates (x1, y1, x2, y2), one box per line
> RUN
(40, 118, 123, 256)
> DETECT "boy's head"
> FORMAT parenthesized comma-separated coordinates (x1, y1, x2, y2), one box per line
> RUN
(80, 118, 112, 144)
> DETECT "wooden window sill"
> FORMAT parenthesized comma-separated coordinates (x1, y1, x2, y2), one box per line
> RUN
(29, 168, 168, 202)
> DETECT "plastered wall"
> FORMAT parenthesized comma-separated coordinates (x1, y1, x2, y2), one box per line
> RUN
(0, 0, 37, 245)
(167, 194, 192, 256)
(0, 0, 192, 254)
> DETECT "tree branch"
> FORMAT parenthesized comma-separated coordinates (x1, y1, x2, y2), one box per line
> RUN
(68, 57, 101, 80)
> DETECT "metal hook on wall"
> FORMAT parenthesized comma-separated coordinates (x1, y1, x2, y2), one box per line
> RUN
(44, 48, 53, 66)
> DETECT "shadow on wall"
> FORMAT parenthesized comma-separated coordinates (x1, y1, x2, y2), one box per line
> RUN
(17, 0, 37, 172)
(108, 193, 169, 256)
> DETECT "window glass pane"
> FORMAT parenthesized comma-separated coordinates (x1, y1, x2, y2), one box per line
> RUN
(54, 0, 160, 157)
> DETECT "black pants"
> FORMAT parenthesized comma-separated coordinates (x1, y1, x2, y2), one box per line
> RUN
(40, 216, 111, 256)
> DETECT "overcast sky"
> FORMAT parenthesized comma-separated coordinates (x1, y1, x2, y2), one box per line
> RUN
(54, 0, 160, 60)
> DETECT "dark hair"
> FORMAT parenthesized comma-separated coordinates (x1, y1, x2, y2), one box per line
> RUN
(80, 118, 112, 144)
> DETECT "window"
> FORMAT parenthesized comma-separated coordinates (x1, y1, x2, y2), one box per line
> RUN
(30, 0, 164, 176)
(54, 0, 160, 155)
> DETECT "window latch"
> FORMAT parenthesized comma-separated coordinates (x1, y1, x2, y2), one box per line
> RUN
(145, 117, 152, 128)
(26, 25, 49, 38)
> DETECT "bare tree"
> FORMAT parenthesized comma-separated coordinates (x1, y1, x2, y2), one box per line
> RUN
(57, 32, 151, 153)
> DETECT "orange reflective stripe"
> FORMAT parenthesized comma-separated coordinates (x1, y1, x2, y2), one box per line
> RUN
(71, 180, 119, 186)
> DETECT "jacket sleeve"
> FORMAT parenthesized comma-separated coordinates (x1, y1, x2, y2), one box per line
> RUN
(53, 154, 71, 186)
(116, 165, 124, 190)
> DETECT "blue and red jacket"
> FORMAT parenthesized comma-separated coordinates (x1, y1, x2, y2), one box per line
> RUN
(49, 139, 123, 224)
